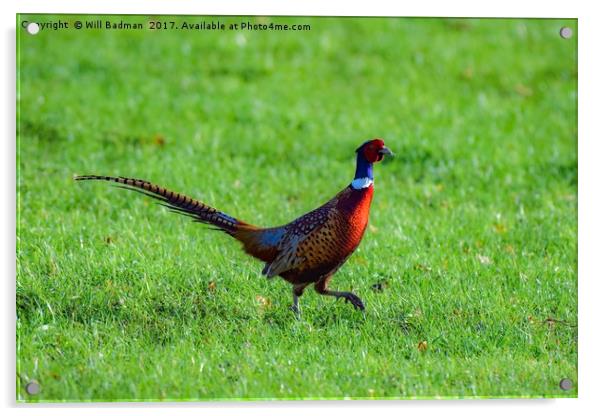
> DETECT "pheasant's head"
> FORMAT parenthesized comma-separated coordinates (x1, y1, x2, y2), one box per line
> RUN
(356, 138, 393, 163)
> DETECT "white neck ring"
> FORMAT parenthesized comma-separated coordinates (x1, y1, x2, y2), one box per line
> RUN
(351, 177, 373, 189)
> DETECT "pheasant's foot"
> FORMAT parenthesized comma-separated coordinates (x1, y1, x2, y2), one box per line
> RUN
(336, 292, 365, 311)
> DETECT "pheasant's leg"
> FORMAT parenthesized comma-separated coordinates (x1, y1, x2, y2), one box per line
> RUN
(291, 291, 300, 317)
(291, 283, 309, 317)
(314, 278, 365, 311)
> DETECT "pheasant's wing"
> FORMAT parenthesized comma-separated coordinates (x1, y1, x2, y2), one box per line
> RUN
(262, 201, 336, 278)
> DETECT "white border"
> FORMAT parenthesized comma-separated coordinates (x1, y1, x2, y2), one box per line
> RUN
(0, 0, 587, 18)
(3, 1, 600, 415)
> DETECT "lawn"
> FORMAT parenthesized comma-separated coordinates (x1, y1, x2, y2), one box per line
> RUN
(16, 15, 577, 401)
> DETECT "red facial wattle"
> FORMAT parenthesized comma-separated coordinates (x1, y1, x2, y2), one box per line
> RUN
(361, 139, 387, 163)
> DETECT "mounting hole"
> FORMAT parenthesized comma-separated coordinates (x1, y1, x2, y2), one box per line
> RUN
(559, 378, 573, 391)
(25, 381, 40, 395)
(559, 27, 573, 39)
(26, 22, 40, 35)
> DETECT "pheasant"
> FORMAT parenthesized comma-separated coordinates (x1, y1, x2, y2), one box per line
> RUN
(75, 138, 392, 313)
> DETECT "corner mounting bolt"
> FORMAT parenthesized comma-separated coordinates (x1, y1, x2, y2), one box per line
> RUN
(25, 381, 40, 395)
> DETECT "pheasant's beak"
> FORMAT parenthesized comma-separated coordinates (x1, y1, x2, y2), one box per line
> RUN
(378, 146, 393, 157)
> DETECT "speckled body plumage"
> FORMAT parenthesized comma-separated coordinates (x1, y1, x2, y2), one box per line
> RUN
(255, 185, 373, 284)
(76, 138, 392, 313)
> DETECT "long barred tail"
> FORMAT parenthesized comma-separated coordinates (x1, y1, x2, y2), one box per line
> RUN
(74, 175, 242, 233)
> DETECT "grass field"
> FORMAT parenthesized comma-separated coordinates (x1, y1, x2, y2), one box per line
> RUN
(17, 15, 577, 401)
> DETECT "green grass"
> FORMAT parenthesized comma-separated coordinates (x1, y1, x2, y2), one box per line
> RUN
(17, 15, 577, 401)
